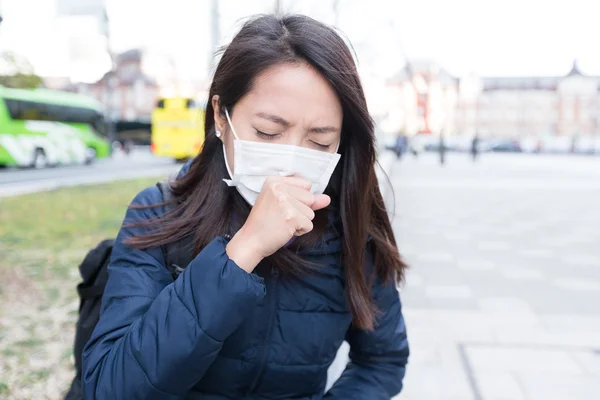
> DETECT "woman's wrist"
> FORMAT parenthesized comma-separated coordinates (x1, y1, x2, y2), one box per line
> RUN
(225, 228, 264, 273)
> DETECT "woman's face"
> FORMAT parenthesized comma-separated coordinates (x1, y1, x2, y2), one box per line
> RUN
(213, 62, 343, 171)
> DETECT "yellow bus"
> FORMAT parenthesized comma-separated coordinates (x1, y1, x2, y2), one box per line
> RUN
(151, 97, 205, 161)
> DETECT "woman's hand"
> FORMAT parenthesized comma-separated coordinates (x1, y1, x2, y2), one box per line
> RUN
(226, 176, 330, 273)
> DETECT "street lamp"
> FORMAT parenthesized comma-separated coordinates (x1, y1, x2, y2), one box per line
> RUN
(103, 8, 117, 149)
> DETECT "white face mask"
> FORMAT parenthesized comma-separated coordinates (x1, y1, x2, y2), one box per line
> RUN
(221, 109, 341, 206)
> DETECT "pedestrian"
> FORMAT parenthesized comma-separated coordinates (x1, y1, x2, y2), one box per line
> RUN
(82, 14, 409, 400)
(123, 139, 134, 156)
(394, 132, 407, 160)
(471, 133, 480, 162)
(439, 132, 446, 165)
(409, 135, 420, 158)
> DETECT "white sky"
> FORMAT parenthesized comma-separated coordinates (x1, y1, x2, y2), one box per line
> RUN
(0, 0, 598, 82)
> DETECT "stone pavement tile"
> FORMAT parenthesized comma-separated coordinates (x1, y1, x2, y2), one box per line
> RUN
(405, 331, 472, 370)
(456, 260, 497, 271)
(493, 328, 600, 348)
(572, 350, 600, 375)
(399, 366, 474, 400)
(501, 268, 545, 281)
(415, 253, 455, 263)
(478, 297, 536, 315)
(425, 285, 473, 299)
(466, 346, 584, 374)
(561, 255, 598, 268)
(515, 284, 593, 315)
(401, 290, 433, 309)
(405, 271, 425, 287)
(402, 317, 448, 347)
(529, 291, 600, 315)
(404, 228, 443, 238)
(518, 372, 600, 400)
(437, 345, 471, 371)
(424, 297, 479, 311)
(476, 241, 514, 251)
(405, 343, 442, 368)
(535, 237, 576, 249)
(445, 323, 495, 342)
(418, 266, 465, 285)
(443, 232, 472, 241)
(552, 277, 600, 292)
(428, 315, 496, 342)
(519, 248, 556, 259)
(465, 276, 524, 299)
(476, 372, 526, 400)
(415, 309, 544, 331)
(540, 315, 600, 333)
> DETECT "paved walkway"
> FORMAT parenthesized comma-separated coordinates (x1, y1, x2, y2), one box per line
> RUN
(393, 153, 600, 400)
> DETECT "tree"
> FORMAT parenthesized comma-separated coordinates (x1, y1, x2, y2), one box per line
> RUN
(0, 51, 43, 89)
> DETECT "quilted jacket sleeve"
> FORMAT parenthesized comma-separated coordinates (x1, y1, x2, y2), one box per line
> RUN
(325, 271, 409, 399)
(81, 186, 266, 400)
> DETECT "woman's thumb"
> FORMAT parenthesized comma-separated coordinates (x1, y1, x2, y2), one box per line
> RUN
(311, 194, 331, 211)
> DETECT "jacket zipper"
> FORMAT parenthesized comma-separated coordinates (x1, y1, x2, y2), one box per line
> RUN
(245, 265, 279, 395)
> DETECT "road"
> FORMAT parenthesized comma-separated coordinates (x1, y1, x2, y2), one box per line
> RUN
(0, 149, 181, 197)
(392, 153, 600, 399)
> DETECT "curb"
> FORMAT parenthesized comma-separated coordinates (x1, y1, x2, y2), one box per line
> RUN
(0, 165, 180, 198)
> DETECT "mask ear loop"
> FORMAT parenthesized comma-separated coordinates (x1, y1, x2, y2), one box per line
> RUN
(224, 108, 241, 140)
(222, 108, 239, 179)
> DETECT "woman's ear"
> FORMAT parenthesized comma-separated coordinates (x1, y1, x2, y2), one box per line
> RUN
(212, 95, 226, 138)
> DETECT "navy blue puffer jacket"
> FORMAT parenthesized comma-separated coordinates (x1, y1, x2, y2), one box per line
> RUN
(82, 167, 409, 400)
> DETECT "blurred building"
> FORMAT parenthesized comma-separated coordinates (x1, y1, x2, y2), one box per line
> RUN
(42, 76, 72, 90)
(64, 49, 159, 122)
(386, 60, 458, 135)
(387, 60, 600, 140)
(475, 61, 600, 138)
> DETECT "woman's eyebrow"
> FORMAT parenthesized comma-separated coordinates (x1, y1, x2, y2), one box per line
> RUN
(255, 112, 290, 127)
(309, 126, 339, 134)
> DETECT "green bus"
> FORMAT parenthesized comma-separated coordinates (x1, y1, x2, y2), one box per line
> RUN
(0, 86, 111, 168)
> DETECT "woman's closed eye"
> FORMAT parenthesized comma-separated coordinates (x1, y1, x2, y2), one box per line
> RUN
(311, 141, 331, 150)
(255, 130, 280, 140)
(255, 129, 332, 150)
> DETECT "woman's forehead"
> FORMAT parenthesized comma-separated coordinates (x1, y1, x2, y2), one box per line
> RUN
(239, 63, 343, 123)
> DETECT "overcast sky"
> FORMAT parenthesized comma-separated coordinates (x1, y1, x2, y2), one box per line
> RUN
(0, 0, 598, 82)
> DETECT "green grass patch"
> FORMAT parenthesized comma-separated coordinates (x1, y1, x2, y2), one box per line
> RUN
(0, 177, 161, 278)
(13, 337, 44, 348)
(0, 177, 163, 393)
(0, 381, 9, 396)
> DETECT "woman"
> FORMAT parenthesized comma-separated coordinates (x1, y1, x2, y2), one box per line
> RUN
(83, 14, 409, 400)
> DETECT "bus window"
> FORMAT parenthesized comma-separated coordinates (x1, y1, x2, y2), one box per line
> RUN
(5, 98, 21, 119)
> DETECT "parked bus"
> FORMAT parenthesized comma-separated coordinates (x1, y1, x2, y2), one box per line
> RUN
(151, 97, 205, 162)
(0, 87, 111, 168)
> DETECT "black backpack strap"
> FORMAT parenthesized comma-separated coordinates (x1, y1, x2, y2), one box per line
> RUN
(156, 181, 196, 279)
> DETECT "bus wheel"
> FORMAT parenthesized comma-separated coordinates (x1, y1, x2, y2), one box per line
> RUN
(32, 148, 48, 169)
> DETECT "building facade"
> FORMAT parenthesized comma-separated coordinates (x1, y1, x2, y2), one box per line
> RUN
(474, 62, 600, 139)
(386, 60, 458, 136)
(64, 49, 159, 122)
(387, 60, 600, 141)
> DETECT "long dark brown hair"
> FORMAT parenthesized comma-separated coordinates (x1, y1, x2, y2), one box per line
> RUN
(127, 14, 406, 330)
